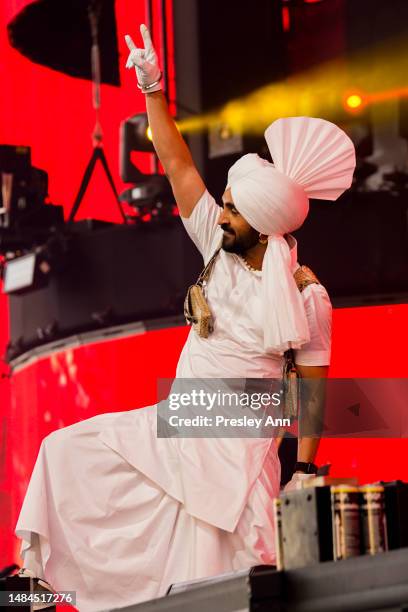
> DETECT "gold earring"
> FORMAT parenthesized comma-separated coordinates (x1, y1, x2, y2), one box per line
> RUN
(259, 234, 268, 245)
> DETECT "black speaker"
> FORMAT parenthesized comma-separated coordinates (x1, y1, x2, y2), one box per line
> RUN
(6, 220, 202, 362)
(293, 190, 408, 303)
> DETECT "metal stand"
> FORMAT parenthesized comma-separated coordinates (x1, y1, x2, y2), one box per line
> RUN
(68, 146, 126, 223)
(68, 0, 127, 223)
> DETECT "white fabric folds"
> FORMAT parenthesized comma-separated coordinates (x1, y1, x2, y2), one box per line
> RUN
(16, 407, 281, 611)
(227, 116, 356, 355)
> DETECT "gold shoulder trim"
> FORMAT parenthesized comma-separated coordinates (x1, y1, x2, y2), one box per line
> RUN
(293, 265, 321, 293)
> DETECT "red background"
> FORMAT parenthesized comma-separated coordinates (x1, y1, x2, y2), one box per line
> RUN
(1, 0, 408, 582)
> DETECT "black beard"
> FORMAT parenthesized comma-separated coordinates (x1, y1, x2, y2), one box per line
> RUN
(221, 228, 259, 254)
(222, 235, 246, 254)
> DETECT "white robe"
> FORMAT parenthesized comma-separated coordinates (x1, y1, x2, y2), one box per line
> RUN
(15, 190, 332, 611)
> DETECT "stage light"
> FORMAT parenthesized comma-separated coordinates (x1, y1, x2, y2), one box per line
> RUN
(281, 6, 290, 32)
(219, 124, 232, 140)
(120, 113, 155, 184)
(119, 115, 175, 220)
(345, 93, 364, 110)
(118, 113, 176, 221)
(208, 123, 243, 159)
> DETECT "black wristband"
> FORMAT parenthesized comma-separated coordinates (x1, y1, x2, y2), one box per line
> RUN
(294, 461, 318, 474)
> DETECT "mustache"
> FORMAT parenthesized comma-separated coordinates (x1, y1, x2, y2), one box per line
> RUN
(221, 224, 234, 234)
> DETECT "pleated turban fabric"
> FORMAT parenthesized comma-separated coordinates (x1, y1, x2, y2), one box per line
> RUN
(226, 116, 356, 355)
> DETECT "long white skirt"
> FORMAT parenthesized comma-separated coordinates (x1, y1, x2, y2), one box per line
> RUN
(15, 404, 281, 612)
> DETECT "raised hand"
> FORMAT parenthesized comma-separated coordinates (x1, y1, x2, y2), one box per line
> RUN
(124, 24, 162, 92)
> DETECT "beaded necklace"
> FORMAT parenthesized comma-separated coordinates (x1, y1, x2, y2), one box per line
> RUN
(238, 255, 262, 273)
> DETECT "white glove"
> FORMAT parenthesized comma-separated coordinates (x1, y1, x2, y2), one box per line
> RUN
(125, 24, 162, 93)
(283, 472, 315, 493)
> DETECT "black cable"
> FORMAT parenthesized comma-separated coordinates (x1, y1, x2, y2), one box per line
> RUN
(145, 0, 153, 38)
(145, 0, 159, 173)
(159, 0, 169, 101)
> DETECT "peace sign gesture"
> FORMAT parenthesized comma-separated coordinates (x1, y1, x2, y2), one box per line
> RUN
(125, 24, 162, 92)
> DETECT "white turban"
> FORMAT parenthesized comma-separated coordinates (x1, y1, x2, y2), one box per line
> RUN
(226, 116, 356, 355)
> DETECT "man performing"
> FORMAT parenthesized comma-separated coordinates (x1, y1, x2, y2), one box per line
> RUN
(15, 24, 356, 612)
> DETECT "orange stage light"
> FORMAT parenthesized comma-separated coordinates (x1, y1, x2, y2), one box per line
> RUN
(345, 93, 364, 110)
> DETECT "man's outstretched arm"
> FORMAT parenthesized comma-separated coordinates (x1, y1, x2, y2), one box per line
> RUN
(125, 25, 206, 218)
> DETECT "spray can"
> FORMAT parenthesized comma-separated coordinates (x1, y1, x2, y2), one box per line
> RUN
(360, 484, 388, 554)
(331, 485, 361, 560)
